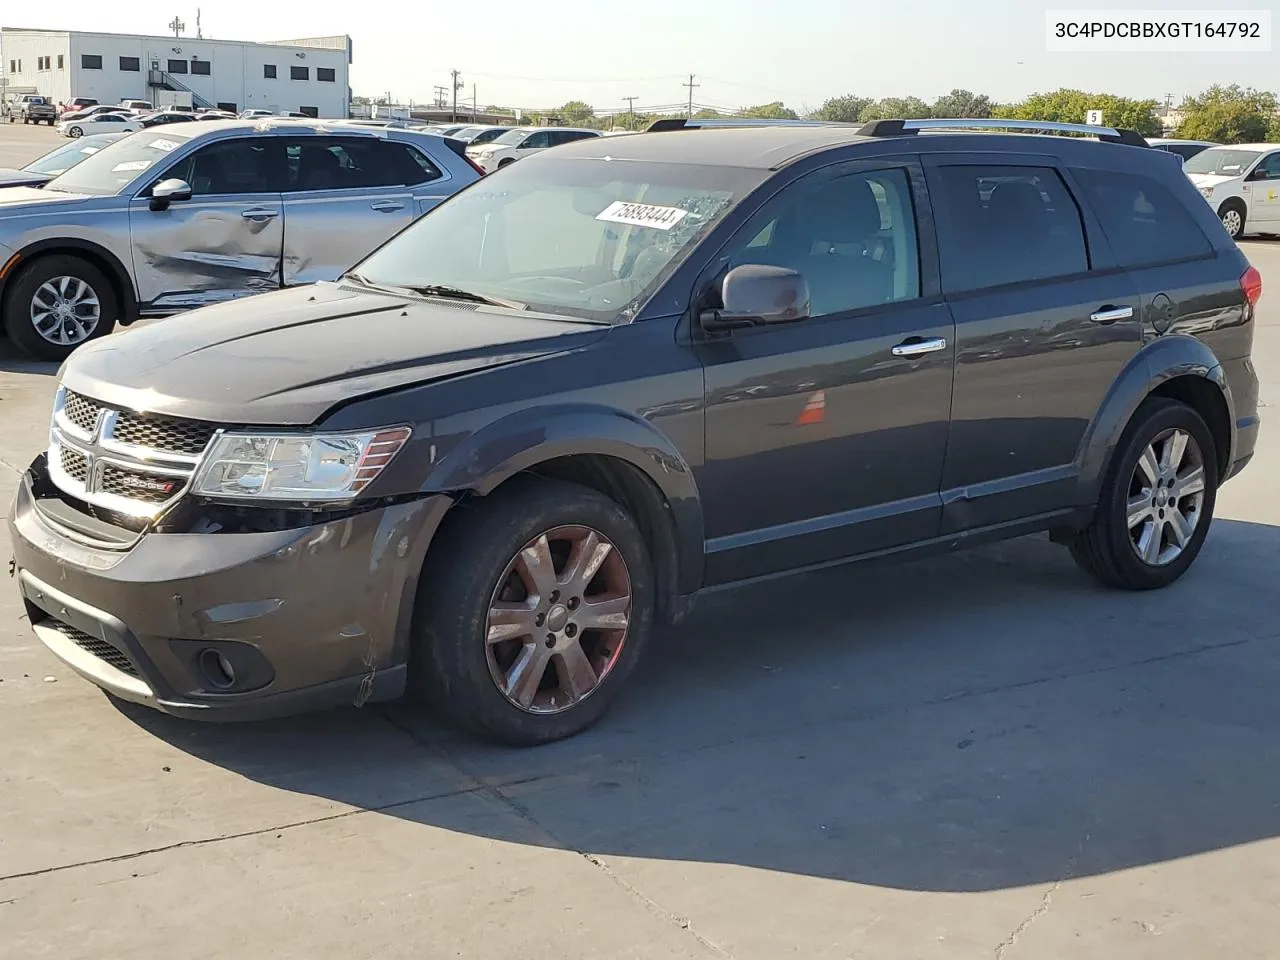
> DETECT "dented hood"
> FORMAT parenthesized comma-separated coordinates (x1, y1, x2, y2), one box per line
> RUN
(61, 282, 608, 425)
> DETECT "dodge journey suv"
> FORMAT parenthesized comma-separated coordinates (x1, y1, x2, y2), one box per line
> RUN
(8, 117, 1261, 745)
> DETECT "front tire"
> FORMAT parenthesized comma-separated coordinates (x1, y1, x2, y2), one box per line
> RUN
(410, 478, 655, 745)
(1069, 397, 1218, 590)
(1218, 199, 1246, 240)
(68, 125, 83, 138)
(2, 255, 118, 362)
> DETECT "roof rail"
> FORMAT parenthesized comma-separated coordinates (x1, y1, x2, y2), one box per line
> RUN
(646, 117, 842, 133)
(857, 117, 1150, 148)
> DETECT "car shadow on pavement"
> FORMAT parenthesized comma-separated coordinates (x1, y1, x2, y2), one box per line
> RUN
(0, 339, 59, 375)
(116, 517, 1280, 893)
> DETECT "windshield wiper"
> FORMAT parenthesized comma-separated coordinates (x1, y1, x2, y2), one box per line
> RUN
(407, 284, 527, 311)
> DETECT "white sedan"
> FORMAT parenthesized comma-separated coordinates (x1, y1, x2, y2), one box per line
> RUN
(58, 113, 142, 139)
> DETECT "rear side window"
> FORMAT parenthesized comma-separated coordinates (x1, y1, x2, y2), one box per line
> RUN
(1072, 168, 1213, 267)
(932, 165, 1088, 292)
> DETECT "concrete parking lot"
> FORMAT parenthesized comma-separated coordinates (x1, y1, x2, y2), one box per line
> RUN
(2, 127, 1279, 959)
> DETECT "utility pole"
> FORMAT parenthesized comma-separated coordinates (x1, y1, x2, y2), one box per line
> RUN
(433, 85, 447, 109)
(168, 15, 185, 38)
(683, 74, 698, 117)
(473, 83, 477, 120)
(450, 69, 463, 121)
(196, 8, 202, 39)
(623, 95, 637, 130)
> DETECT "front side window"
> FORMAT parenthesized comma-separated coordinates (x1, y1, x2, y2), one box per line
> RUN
(45, 131, 195, 196)
(932, 164, 1088, 293)
(165, 138, 278, 195)
(1254, 153, 1280, 179)
(1073, 168, 1212, 267)
(521, 131, 552, 149)
(721, 167, 921, 317)
(82, 54, 103, 70)
(352, 159, 762, 323)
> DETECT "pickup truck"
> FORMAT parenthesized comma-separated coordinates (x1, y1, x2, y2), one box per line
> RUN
(10, 95, 57, 125)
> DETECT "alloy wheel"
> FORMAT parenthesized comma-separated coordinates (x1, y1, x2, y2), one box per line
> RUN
(1221, 209, 1243, 237)
(485, 524, 632, 714)
(30, 276, 101, 346)
(1126, 427, 1206, 566)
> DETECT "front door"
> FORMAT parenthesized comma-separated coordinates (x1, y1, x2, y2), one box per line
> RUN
(279, 136, 421, 286)
(694, 159, 955, 584)
(129, 136, 285, 312)
(1246, 151, 1280, 224)
(923, 154, 1143, 532)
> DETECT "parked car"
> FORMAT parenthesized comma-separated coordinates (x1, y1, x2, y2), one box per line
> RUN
(6, 117, 1259, 745)
(119, 99, 153, 112)
(450, 124, 510, 146)
(466, 126, 603, 173)
(196, 111, 239, 121)
(238, 109, 274, 119)
(61, 104, 132, 122)
(65, 97, 99, 112)
(0, 133, 126, 189)
(58, 112, 142, 138)
(11, 95, 58, 125)
(1183, 143, 1280, 239)
(0, 120, 482, 359)
(139, 110, 198, 128)
(1147, 138, 1217, 166)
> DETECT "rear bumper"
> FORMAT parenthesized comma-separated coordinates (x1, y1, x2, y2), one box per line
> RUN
(9, 471, 452, 721)
(1221, 356, 1260, 481)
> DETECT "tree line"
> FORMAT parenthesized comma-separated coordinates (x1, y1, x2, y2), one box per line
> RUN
(519, 85, 1280, 144)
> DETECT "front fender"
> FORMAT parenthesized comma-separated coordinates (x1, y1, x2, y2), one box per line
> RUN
(424, 403, 705, 595)
(1076, 334, 1231, 500)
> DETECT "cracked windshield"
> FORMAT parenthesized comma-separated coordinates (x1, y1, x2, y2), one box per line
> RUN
(0, 1, 1276, 958)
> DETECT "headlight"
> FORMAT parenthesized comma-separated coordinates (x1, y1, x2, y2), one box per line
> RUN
(1199, 186, 1214, 198)
(191, 427, 411, 501)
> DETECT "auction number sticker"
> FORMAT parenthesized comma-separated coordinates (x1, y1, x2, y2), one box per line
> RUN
(596, 201, 689, 230)
(148, 138, 180, 152)
(112, 160, 152, 172)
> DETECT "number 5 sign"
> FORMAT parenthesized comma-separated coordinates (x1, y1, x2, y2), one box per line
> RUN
(1085, 109, 1104, 126)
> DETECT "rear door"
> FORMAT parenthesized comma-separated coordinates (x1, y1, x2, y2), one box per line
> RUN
(923, 153, 1143, 532)
(279, 135, 421, 286)
(129, 135, 285, 312)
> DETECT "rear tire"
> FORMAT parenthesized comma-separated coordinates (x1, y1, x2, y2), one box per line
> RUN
(410, 477, 655, 745)
(2, 255, 119, 362)
(1069, 397, 1218, 590)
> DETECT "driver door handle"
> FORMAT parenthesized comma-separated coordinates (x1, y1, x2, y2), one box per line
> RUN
(371, 200, 406, 212)
(892, 337, 947, 357)
(1089, 305, 1133, 324)
(241, 208, 279, 220)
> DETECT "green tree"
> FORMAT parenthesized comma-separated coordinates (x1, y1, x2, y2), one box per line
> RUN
(1177, 85, 1278, 143)
(993, 89, 1160, 136)
(738, 101, 798, 120)
(558, 100, 597, 126)
(811, 95, 872, 122)
(859, 96, 932, 121)
(693, 107, 725, 120)
(931, 88, 992, 118)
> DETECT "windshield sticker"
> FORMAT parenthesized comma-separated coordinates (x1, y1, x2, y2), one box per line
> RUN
(596, 201, 689, 231)
(82, 147, 102, 155)
(148, 138, 180, 152)
(111, 160, 152, 172)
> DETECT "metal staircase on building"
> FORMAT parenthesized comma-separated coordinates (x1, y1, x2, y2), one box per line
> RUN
(147, 70, 214, 109)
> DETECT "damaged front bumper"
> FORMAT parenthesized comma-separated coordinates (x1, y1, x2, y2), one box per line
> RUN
(8, 470, 452, 721)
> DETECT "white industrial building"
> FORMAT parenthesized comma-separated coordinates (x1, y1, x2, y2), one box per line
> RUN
(0, 27, 352, 117)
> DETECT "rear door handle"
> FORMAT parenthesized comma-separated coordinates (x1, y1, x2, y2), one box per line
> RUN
(371, 200, 406, 212)
(891, 337, 948, 357)
(1089, 305, 1134, 324)
(241, 208, 279, 220)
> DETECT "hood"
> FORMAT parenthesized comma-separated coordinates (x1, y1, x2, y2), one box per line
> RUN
(1186, 173, 1239, 188)
(0, 168, 51, 189)
(61, 282, 609, 425)
(0, 186, 94, 215)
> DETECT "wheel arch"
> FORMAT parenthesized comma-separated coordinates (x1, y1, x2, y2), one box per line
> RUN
(1078, 334, 1235, 500)
(0, 238, 138, 326)
(423, 404, 705, 616)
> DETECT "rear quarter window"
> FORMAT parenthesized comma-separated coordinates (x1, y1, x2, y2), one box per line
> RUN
(1072, 168, 1213, 267)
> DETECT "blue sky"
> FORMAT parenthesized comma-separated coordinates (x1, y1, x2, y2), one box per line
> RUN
(8, 0, 1276, 111)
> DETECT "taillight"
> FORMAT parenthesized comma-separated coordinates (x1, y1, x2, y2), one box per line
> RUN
(465, 156, 487, 176)
(1241, 265, 1262, 308)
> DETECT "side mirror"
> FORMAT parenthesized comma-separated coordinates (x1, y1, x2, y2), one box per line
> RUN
(1248, 167, 1272, 181)
(149, 178, 192, 211)
(700, 264, 810, 330)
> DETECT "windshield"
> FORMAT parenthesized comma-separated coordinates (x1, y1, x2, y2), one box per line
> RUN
(44, 130, 193, 196)
(491, 128, 532, 146)
(470, 127, 506, 145)
(351, 158, 762, 323)
(23, 135, 121, 175)
(1183, 148, 1262, 177)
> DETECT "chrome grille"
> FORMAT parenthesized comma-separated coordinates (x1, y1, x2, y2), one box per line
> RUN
(112, 412, 217, 456)
(44, 619, 138, 677)
(49, 386, 221, 517)
(59, 447, 90, 483)
(62, 391, 102, 434)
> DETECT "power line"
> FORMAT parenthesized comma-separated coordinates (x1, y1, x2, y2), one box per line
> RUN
(684, 74, 699, 118)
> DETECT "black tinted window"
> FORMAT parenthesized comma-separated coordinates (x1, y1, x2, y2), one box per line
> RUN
(933, 165, 1087, 292)
(285, 138, 422, 190)
(81, 55, 102, 70)
(1073, 168, 1212, 267)
(1168, 144, 1208, 161)
(290, 65, 308, 81)
(169, 139, 277, 195)
(398, 145, 442, 185)
(1257, 153, 1280, 178)
(168, 59, 188, 74)
(317, 67, 335, 82)
(264, 64, 277, 78)
(119, 56, 140, 72)
(191, 60, 211, 76)
(723, 167, 921, 317)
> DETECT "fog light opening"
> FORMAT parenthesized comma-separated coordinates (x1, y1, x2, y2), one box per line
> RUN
(199, 648, 237, 690)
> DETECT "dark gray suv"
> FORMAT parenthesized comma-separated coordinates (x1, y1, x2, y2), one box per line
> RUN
(8, 117, 1261, 745)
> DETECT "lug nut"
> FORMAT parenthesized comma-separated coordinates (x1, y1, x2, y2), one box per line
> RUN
(567, 597, 580, 610)
(549, 590, 560, 603)
(565, 624, 578, 638)
(535, 613, 545, 627)
(545, 633, 556, 648)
